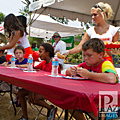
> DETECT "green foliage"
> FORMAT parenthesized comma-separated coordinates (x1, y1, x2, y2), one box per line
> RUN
(19, 6, 29, 17)
(28, 37, 44, 47)
(0, 12, 5, 24)
(49, 15, 69, 24)
(113, 54, 120, 65)
(19, 0, 33, 17)
(65, 51, 83, 63)
(74, 35, 82, 45)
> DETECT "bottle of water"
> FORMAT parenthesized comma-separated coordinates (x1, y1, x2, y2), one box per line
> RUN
(11, 54, 16, 67)
(27, 54, 33, 71)
(51, 57, 59, 76)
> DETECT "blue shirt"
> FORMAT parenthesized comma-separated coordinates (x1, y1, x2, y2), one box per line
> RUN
(9, 58, 28, 65)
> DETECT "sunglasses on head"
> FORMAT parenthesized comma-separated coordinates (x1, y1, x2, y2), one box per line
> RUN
(93, 5, 103, 11)
(53, 36, 59, 38)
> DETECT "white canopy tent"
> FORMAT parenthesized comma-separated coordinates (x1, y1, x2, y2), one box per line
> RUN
(28, 14, 84, 39)
(29, 0, 120, 26)
(29, 27, 84, 39)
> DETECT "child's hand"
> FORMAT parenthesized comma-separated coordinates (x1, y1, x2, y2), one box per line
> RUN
(7, 64, 11, 67)
(77, 67, 90, 78)
(70, 66, 77, 77)
(16, 65, 21, 68)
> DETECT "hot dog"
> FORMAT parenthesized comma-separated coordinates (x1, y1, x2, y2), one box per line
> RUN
(57, 52, 65, 59)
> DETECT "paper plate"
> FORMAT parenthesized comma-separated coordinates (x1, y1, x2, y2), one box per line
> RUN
(7, 66, 18, 68)
(62, 76, 88, 80)
(47, 74, 62, 77)
(23, 70, 36, 72)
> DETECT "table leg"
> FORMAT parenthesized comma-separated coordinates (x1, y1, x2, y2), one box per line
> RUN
(10, 84, 16, 116)
(0, 83, 16, 116)
(64, 110, 68, 120)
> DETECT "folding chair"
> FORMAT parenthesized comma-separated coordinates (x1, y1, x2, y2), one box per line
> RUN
(8, 95, 22, 115)
(56, 109, 64, 120)
(0, 81, 17, 115)
(65, 109, 95, 120)
(0, 81, 6, 100)
(30, 104, 47, 120)
(30, 101, 64, 120)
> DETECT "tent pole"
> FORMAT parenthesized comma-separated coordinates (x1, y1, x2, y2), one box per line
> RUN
(29, 12, 32, 39)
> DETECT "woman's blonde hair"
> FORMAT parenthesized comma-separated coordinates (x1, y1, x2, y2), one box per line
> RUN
(91, 2, 113, 20)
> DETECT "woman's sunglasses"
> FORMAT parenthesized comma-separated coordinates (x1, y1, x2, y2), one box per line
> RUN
(53, 36, 59, 38)
(93, 5, 103, 11)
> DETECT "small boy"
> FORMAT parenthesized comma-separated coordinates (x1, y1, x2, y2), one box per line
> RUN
(2, 45, 28, 67)
(0, 48, 7, 64)
(13, 45, 28, 68)
(0, 46, 28, 106)
(66, 38, 119, 120)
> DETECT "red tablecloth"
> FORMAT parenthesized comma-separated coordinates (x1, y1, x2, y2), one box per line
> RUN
(0, 66, 120, 116)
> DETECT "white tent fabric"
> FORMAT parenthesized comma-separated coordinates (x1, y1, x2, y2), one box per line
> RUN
(29, 0, 120, 26)
(28, 14, 84, 38)
(29, 27, 83, 39)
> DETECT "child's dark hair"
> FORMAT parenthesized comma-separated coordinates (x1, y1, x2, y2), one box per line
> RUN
(14, 45, 25, 54)
(82, 38, 105, 55)
(40, 43, 54, 58)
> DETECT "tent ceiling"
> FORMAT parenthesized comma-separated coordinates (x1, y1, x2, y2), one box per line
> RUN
(29, 27, 83, 39)
(29, 0, 120, 26)
(29, 15, 84, 38)
(30, 15, 83, 33)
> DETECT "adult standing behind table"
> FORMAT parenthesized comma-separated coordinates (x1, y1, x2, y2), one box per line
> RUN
(52, 32, 66, 69)
(0, 13, 33, 58)
(62, 2, 119, 63)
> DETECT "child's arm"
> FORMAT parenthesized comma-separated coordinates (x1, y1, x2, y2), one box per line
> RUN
(1, 62, 9, 66)
(16, 64, 28, 68)
(77, 68, 116, 84)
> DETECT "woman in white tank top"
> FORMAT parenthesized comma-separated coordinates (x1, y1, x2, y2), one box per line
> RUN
(62, 2, 119, 63)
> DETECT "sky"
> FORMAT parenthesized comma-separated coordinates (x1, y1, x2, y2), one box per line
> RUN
(0, 0, 26, 16)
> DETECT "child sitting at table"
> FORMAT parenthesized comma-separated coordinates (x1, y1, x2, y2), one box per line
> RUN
(2, 45, 28, 68)
(18, 43, 61, 120)
(0, 45, 28, 106)
(66, 38, 119, 120)
(0, 46, 7, 64)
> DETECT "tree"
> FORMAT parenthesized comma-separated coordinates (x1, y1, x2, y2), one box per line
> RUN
(0, 12, 5, 24)
(49, 14, 69, 24)
(19, 0, 38, 17)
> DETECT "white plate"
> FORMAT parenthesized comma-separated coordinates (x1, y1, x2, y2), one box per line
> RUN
(47, 74, 62, 77)
(62, 76, 88, 80)
(7, 66, 18, 68)
(23, 70, 36, 72)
